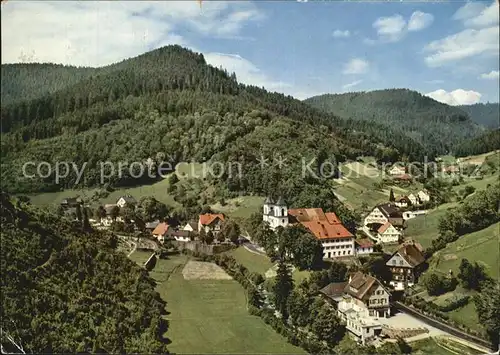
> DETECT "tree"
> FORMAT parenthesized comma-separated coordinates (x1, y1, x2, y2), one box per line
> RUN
(361, 255, 392, 284)
(290, 227, 324, 270)
(75, 204, 82, 221)
(136, 197, 169, 222)
(222, 220, 241, 244)
(82, 207, 91, 232)
(205, 230, 214, 245)
(95, 205, 106, 221)
(424, 273, 444, 296)
(110, 205, 120, 221)
(389, 188, 395, 202)
(247, 286, 264, 308)
(287, 289, 312, 327)
(311, 305, 345, 346)
(474, 281, 500, 348)
(458, 258, 488, 290)
(272, 259, 294, 319)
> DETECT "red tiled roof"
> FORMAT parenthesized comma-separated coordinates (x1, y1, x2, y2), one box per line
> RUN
(394, 174, 412, 180)
(355, 239, 374, 248)
(288, 208, 353, 240)
(377, 221, 392, 234)
(199, 213, 225, 226)
(152, 222, 169, 236)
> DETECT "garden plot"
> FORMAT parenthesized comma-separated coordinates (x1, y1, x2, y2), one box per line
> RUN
(182, 261, 233, 280)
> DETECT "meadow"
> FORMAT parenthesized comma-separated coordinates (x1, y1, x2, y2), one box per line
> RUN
(142, 254, 305, 354)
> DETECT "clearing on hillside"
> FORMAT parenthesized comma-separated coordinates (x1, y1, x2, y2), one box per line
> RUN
(343, 161, 380, 178)
(182, 261, 233, 280)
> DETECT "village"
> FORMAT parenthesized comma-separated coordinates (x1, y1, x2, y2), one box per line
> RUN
(55, 155, 496, 354)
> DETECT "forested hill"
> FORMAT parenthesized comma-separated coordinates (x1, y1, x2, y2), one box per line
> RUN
(0, 193, 169, 353)
(304, 89, 484, 156)
(459, 103, 499, 128)
(1, 45, 432, 197)
(454, 128, 500, 157)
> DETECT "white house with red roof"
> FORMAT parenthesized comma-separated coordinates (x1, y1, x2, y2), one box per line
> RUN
(198, 213, 225, 234)
(376, 222, 402, 244)
(355, 239, 374, 255)
(152, 222, 171, 243)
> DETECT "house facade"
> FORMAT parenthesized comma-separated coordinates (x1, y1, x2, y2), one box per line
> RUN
(337, 272, 391, 344)
(198, 214, 225, 234)
(116, 195, 136, 208)
(152, 222, 171, 243)
(355, 239, 374, 256)
(386, 242, 426, 290)
(417, 190, 431, 203)
(377, 222, 402, 244)
(407, 193, 418, 205)
(364, 203, 404, 229)
(263, 197, 289, 230)
(183, 221, 198, 232)
(170, 230, 192, 242)
(394, 196, 411, 208)
(288, 208, 355, 259)
(389, 165, 406, 176)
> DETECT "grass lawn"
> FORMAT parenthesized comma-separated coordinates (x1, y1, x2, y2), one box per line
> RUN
(212, 195, 266, 220)
(152, 255, 305, 354)
(446, 302, 482, 334)
(128, 250, 154, 266)
(428, 222, 499, 279)
(452, 174, 499, 193)
(225, 247, 274, 275)
(405, 202, 459, 249)
(411, 336, 484, 355)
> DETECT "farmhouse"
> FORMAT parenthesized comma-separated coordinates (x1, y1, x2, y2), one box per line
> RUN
(394, 195, 411, 208)
(407, 193, 418, 205)
(336, 272, 391, 344)
(145, 220, 160, 232)
(152, 222, 171, 243)
(116, 195, 136, 208)
(388, 165, 406, 176)
(364, 203, 404, 229)
(182, 221, 198, 232)
(376, 222, 402, 244)
(198, 213, 225, 234)
(263, 196, 289, 231)
(355, 239, 374, 256)
(170, 230, 193, 242)
(386, 241, 426, 290)
(417, 190, 430, 203)
(288, 208, 355, 259)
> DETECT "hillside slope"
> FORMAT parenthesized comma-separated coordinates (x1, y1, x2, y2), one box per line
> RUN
(454, 129, 500, 157)
(304, 89, 483, 156)
(459, 103, 499, 128)
(1, 46, 429, 199)
(0, 193, 168, 353)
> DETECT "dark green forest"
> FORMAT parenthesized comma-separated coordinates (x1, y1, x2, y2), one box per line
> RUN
(459, 103, 499, 128)
(2, 46, 433, 197)
(0, 193, 169, 353)
(304, 89, 486, 156)
(453, 129, 500, 157)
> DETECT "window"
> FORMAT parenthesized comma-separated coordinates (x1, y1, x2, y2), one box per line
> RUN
(399, 260, 404, 266)
(392, 259, 396, 265)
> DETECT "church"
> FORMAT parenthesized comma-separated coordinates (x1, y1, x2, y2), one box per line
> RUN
(263, 197, 373, 259)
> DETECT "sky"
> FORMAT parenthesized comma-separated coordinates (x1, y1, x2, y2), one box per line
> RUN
(1, 0, 499, 104)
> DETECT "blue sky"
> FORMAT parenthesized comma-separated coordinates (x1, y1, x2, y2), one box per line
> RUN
(2, 0, 499, 104)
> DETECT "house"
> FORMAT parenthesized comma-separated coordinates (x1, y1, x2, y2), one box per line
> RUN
(417, 190, 430, 203)
(170, 230, 193, 242)
(393, 174, 413, 182)
(403, 210, 428, 221)
(182, 221, 198, 232)
(376, 222, 402, 244)
(442, 165, 460, 174)
(152, 222, 171, 243)
(145, 220, 160, 232)
(263, 196, 289, 230)
(388, 165, 406, 176)
(394, 195, 411, 208)
(407, 193, 419, 205)
(288, 208, 355, 259)
(355, 239, 374, 256)
(198, 214, 225, 234)
(364, 203, 404, 230)
(337, 272, 391, 344)
(386, 241, 426, 290)
(116, 195, 137, 208)
(60, 197, 82, 208)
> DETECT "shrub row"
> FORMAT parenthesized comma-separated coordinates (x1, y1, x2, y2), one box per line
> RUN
(438, 296, 470, 312)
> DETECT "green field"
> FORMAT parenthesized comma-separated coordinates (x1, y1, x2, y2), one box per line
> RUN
(405, 202, 459, 248)
(411, 336, 483, 355)
(428, 222, 499, 279)
(128, 250, 155, 265)
(211, 195, 265, 220)
(151, 255, 304, 354)
(452, 174, 499, 193)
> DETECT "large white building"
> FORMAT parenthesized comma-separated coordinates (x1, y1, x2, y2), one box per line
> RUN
(263, 197, 289, 230)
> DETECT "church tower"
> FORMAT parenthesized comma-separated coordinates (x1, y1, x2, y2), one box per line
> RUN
(263, 196, 288, 230)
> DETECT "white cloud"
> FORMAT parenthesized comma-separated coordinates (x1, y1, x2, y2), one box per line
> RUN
(1, 1, 263, 66)
(332, 30, 350, 38)
(425, 89, 482, 105)
(479, 70, 500, 80)
(342, 80, 363, 90)
(373, 14, 406, 42)
(454, 1, 499, 28)
(343, 58, 369, 75)
(424, 26, 499, 67)
(408, 11, 434, 31)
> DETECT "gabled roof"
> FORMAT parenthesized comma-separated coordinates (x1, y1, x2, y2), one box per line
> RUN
(275, 196, 286, 206)
(355, 239, 374, 248)
(152, 222, 169, 236)
(199, 213, 225, 226)
(171, 230, 191, 238)
(390, 243, 425, 268)
(264, 196, 275, 204)
(377, 222, 393, 234)
(320, 281, 348, 299)
(185, 221, 198, 230)
(395, 195, 410, 202)
(145, 220, 160, 229)
(118, 195, 136, 203)
(376, 203, 402, 218)
(345, 272, 388, 301)
(288, 208, 353, 240)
